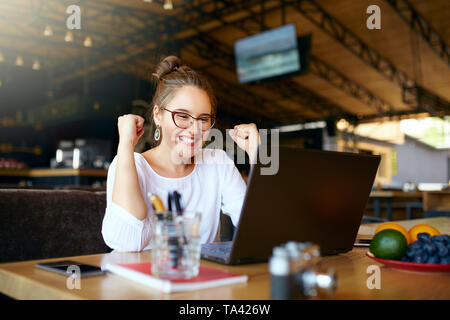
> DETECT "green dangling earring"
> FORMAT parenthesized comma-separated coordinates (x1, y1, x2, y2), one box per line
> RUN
(154, 126, 161, 141)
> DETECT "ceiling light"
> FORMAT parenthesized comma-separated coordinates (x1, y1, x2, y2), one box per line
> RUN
(15, 56, 24, 67)
(336, 119, 350, 131)
(143, 0, 153, 2)
(43, 25, 53, 37)
(83, 36, 92, 47)
(32, 60, 40, 70)
(64, 30, 74, 42)
(163, 0, 173, 10)
(73, 148, 80, 169)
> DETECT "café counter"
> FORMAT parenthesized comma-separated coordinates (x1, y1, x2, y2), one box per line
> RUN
(0, 168, 107, 186)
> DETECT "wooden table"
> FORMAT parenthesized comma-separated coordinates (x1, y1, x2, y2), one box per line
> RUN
(1, 218, 449, 300)
(369, 191, 423, 220)
(423, 191, 450, 213)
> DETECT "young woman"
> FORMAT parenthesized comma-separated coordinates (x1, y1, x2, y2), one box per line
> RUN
(102, 56, 260, 252)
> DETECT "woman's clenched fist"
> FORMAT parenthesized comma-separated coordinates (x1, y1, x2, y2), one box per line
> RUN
(117, 114, 145, 148)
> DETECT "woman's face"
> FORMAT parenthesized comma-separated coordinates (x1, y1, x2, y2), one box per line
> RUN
(154, 85, 213, 162)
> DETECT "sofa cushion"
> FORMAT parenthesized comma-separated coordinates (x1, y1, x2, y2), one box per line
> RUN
(0, 189, 110, 263)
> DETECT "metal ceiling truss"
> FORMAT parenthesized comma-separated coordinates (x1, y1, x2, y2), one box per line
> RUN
(109, 0, 404, 121)
(208, 73, 347, 125)
(205, 74, 282, 127)
(79, 0, 390, 121)
(386, 0, 449, 66)
(187, 32, 352, 120)
(309, 56, 396, 115)
(289, 0, 449, 115)
(0, 7, 131, 40)
(48, 0, 270, 83)
(0, 33, 84, 61)
(187, 48, 305, 121)
(195, 17, 395, 120)
(4, 0, 447, 119)
(9, 0, 262, 81)
(0, 1, 175, 76)
(189, 3, 392, 119)
(403, 85, 450, 115)
(179, 58, 278, 118)
(289, 0, 414, 88)
(181, 7, 379, 120)
(0, 45, 53, 63)
(55, 0, 308, 83)
(0, 6, 131, 73)
(268, 79, 350, 119)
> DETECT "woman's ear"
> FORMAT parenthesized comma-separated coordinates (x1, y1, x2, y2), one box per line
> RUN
(153, 104, 161, 126)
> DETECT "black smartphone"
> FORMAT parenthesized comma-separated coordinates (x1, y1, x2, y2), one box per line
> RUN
(35, 260, 107, 278)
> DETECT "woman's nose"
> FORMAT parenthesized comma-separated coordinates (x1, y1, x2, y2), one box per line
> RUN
(188, 119, 202, 135)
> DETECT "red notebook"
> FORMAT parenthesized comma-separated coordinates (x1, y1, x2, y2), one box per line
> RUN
(104, 262, 248, 293)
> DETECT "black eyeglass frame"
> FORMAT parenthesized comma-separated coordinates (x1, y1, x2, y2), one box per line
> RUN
(162, 107, 216, 131)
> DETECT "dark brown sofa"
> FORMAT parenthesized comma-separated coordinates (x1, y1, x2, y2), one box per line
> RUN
(0, 189, 111, 263)
(0, 188, 235, 263)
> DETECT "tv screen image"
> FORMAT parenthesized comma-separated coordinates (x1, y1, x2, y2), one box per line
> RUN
(234, 24, 301, 83)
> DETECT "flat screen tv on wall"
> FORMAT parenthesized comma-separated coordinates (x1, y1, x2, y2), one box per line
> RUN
(234, 24, 302, 84)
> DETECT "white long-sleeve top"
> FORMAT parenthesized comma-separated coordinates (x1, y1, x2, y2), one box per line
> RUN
(101, 148, 247, 252)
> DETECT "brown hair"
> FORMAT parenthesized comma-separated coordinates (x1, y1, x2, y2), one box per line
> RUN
(147, 55, 217, 147)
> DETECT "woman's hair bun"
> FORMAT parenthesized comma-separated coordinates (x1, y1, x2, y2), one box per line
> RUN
(152, 55, 184, 80)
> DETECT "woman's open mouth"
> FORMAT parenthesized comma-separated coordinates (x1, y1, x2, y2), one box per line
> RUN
(178, 135, 199, 146)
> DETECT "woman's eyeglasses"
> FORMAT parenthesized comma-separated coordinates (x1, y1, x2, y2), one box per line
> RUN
(163, 108, 216, 131)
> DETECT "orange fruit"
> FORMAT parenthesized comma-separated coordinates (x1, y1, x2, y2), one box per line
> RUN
(408, 224, 441, 242)
(375, 222, 411, 245)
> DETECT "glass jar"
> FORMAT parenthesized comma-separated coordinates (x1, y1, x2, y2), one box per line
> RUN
(151, 210, 202, 279)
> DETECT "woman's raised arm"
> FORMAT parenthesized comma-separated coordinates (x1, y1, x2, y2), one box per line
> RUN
(112, 114, 148, 220)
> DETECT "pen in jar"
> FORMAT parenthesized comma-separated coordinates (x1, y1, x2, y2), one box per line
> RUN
(148, 193, 166, 220)
(172, 191, 188, 245)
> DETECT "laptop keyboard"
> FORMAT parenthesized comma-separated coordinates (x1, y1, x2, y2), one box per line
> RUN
(201, 242, 232, 257)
